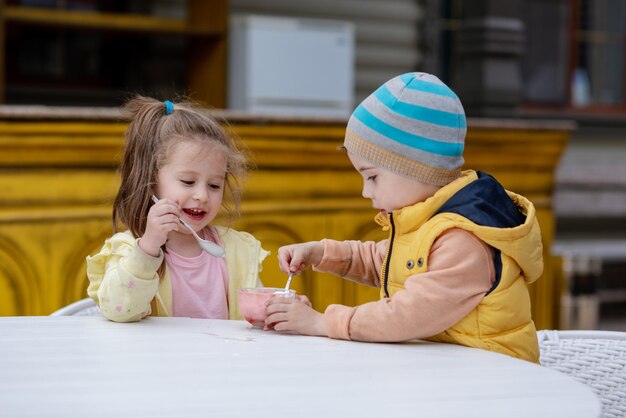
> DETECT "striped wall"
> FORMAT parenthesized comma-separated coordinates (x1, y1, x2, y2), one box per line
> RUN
(230, 0, 423, 103)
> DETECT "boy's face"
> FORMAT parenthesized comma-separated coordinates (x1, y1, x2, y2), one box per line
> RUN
(348, 152, 441, 215)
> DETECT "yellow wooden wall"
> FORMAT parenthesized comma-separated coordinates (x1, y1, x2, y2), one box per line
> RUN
(0, 115, 572, 329)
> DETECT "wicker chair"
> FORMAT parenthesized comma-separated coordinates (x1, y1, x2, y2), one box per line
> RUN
(538, 330, 626, 418)
(50, 298, 101, 316)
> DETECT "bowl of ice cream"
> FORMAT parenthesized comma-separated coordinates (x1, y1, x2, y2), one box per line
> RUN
(237, 287, 296, 328)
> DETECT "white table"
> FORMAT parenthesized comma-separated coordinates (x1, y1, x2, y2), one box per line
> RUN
(0, 316, 600, 418)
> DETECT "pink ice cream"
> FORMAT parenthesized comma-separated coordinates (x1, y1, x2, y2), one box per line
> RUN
(237, 287, 295, 328)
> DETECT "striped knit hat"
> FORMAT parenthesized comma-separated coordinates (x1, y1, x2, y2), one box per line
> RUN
(344, 72, 466, 186)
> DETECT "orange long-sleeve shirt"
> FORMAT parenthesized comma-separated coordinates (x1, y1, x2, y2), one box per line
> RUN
(315, 228, 495, 341)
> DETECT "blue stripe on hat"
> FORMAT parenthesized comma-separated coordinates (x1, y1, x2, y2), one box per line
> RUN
(374, 85, 466, 129)
(353, 105, 463, 157)
(400, 73, 459, 98)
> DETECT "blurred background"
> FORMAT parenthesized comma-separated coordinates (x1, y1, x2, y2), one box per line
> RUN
(1, 0, 625, 331)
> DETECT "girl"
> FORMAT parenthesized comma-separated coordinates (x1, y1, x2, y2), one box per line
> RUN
(87, 96, 268, 322)
(265, 73, 543, 363)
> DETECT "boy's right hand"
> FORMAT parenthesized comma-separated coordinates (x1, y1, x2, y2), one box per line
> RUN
(277, 241, 324, 275)
(138, 198, 183, 257)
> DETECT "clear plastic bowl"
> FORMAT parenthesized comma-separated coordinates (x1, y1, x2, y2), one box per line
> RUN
(237, 287, 296, 328)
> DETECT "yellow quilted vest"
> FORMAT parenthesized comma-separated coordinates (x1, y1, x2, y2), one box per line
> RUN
(377, 170, 542, 363)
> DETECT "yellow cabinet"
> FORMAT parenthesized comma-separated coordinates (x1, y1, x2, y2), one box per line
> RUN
(0, 110, 572, 329)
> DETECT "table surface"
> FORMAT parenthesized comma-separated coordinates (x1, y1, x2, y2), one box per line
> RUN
(0, 316, 601, 418)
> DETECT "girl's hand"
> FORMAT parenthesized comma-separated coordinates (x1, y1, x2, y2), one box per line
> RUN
(277, 241, 324, 275)
(139, 198, 182, 257)
(265, 296, 327, 336)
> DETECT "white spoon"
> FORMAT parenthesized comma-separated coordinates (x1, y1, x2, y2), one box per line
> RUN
(284, 272, 294, 293)
(274, 272, 295, 296)
(150, 195, 226, 258)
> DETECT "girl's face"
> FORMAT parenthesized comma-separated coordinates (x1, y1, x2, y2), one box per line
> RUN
(156, 140, 227, 232)
(348, 152, 441, 215)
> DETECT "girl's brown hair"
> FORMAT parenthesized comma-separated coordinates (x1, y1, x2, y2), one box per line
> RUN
(113, 95, 247, 241)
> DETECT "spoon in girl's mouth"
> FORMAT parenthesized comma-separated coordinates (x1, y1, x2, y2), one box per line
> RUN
(151, 195, 225, 258)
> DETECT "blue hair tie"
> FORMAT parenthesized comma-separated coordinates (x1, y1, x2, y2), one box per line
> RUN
(164, 100, 174, 115)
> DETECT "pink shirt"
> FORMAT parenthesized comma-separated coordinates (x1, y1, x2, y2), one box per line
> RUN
(165, 236, 229, 319)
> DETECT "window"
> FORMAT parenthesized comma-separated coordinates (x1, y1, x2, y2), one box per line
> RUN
(571, 0, 625, 108)
(435, 0, 626, 112)
(522, 0, 570, 105)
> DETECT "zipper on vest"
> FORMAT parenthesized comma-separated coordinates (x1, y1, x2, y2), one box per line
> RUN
(381, 213, 395, 298)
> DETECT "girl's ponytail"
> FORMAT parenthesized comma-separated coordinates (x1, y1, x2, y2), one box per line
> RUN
(113, 96, 168, 237)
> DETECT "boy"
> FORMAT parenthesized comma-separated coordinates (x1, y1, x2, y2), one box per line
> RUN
(266, 72, 543, 363)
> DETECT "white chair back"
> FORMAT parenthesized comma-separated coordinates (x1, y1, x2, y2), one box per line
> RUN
(50, 298, 101, 316)
(538, 330, 626, 418)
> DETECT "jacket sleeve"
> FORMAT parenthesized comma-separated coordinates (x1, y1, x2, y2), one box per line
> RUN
(313, 238, 389, 288)
(323, 228, 495, 341)
(220, 227, 269, 320)
(86, 232, 163, 323)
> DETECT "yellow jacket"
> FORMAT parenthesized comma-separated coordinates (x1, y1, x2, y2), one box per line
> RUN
(380, 170, 542, 362)
(86, 226, 268, 322)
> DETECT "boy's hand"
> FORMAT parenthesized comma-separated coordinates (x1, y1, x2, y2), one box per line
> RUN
(139, 198, 182, 257)
(265, 296, 327, 336)
(296, 294, 312, 307)
(277, 241, 324, 275)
